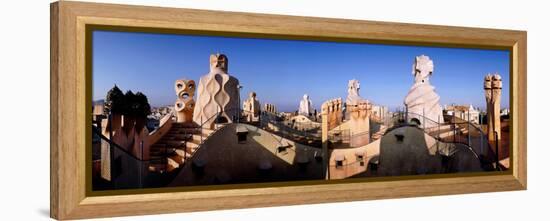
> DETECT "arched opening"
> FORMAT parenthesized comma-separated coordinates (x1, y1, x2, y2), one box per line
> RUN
(216, 116, 229, 124)
(410, 118, 421, 126)
(368, 155, 379, 174)
(180, 92, 189, 99)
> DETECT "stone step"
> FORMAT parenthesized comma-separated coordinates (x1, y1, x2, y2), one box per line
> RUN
(150, 145, 181, 154)
(148, 163, 165, 173)
(425, 125, 450, 133)
(436, 130, 455, 139)
(164, 140, 187, 147)
(153, 136, 191, 143)
(170, 127, 213, 133)
(149, 125, 222, 166)
(149, 148, 164, 154)
(167, 127, 202, 133)
(186, 141, 199, 149)
(155, 141, 198, 151)
(191, 134, 209, 142)
(175, 149, 193, 158)
(171, 123, 198, 128)
(171, 125, 200, 129)
(169, 154, 185, 164)
(165, 129, 212, 138)
(200, 129, 215, 136)
(166, 157, 180, 172)
(170, 125, 215, 134)
(161, 134, 191, 140)
(165, 131, 193, 136)
(432, 126, 469, 138)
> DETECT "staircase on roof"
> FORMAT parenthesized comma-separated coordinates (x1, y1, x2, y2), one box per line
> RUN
(148, 122, 221, 173)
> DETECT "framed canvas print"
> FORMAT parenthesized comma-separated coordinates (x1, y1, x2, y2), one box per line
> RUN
(50, 1, 527, 219)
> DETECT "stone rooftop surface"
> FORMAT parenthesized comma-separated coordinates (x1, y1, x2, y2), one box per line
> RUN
(170, 123, 324, 186)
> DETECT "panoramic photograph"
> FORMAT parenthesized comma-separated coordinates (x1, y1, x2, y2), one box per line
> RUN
(90, 30, 510, 190)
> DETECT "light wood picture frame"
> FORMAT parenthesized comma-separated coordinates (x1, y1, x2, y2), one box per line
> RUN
(50, 1, 527, 220)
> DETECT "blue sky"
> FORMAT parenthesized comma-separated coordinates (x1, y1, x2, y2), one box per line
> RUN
(92, 30, 510, 112)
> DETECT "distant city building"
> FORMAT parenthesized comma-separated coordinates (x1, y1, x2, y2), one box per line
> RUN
(443, 104, 480, 124)
(299, 94, 314, 116)
(501, 108, 510, 116)
(92, 102, 106, 123)
(263, 103, 277, 114)
(92, 103, 105, 116)
(278, 112, 294, 120)
(149, 106, 173, 120)
(242, 92, 260, 122)
(371, 104, 389, 123)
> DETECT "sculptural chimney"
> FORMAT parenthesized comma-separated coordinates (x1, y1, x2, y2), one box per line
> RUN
(404, 55, 443, 128)
(174, 79, 196, 123)
(484, 73, 502, 141)
(193, 54, 240, 129)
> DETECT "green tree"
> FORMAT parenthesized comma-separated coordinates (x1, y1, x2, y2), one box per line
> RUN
(134, 92, 152, 118)
(123, 90, 137, 117)
(104, 85, 125, 115)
